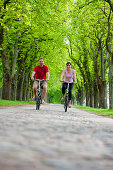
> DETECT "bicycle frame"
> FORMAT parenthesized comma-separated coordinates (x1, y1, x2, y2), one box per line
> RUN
(63, 81, 73, 112)
(34, 79, 44, 110)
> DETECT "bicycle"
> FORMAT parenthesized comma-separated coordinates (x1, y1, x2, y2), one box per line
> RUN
(62, 81, 73, 112)
(34, 79, 45, 110)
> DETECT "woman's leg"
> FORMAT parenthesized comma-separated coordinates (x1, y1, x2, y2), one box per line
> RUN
(61, 83, 67, 101)
(68, 83, 74, 106)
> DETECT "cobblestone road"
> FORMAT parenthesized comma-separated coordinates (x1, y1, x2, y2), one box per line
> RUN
(0, 104, 113, 170)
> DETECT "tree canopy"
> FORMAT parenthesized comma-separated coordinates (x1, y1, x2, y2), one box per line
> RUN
(0, 0, 113, 108)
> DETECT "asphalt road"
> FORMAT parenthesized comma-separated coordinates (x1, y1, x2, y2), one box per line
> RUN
(0, 104, 113, 170)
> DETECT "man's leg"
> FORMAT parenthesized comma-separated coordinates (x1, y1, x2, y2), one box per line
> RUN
(33, 81, 38, 99)
(41, 80, 47, 102)
(42, 86, 47, 102)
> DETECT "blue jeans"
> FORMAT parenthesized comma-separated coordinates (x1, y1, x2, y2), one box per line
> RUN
(62, 82, 74, 100)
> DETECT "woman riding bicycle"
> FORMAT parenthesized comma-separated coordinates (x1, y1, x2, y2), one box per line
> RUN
(60, 62, 77, 108)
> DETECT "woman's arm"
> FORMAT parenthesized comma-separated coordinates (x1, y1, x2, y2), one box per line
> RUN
(73, 71, 77, 84)
(60, 70, 65, 82)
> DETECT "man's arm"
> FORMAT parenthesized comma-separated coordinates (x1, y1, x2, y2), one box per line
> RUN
(31, 71, 36, 80)
(46, 72, 49, 81)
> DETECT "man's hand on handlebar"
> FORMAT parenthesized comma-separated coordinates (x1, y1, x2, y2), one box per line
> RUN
(31, 77, 34, 81)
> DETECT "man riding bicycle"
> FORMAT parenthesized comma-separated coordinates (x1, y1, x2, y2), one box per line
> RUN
(31, 58, 49, 104)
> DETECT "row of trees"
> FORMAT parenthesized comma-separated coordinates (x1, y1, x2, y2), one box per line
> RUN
(0, 0, 113, 108)
(67, 0, 113, 109)
(0, 0, 71, 102)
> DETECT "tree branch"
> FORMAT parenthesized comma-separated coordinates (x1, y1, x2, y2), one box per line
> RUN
(4, 0, 10, 9)
(106, 9, 113, 55)
(79, 1, 93, 9)
(104, 0, 113, 12)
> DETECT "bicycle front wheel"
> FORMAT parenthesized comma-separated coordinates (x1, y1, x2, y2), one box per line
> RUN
(36, 96, 40, 110)
(64, 96, 68, 112)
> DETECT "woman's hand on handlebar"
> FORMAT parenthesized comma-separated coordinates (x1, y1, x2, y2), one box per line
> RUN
(60, 79, 63, 82)
(74, 81, 77, 84)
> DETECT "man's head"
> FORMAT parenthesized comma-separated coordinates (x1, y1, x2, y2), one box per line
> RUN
(39, 58, 44, 67)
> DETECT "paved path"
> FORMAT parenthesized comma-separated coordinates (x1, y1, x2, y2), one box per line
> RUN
(0, 104, 113, 170)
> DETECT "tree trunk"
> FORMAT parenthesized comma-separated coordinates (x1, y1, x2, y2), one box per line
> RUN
(90, 85, 94, 107)
(98, 79, 107, 108)
(2, 77, 11, 100)
(16, 68, 25, 101)
(0, 1, 14, 100)
(94, 83, 99, 108)
(76, 86, 84, 105)
(1, 50, 12, 100)
(85, 84, 90, 106)
(23, 72, 30, 101)
(106, 9, 113, 108)
(97, 37, 107, 109)
(109, 55, 113, 109)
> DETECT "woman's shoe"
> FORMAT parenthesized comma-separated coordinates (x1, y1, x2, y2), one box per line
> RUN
(42, 100, 45, 104)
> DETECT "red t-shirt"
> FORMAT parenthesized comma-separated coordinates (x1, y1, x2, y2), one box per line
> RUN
(33, 65, 49, 80)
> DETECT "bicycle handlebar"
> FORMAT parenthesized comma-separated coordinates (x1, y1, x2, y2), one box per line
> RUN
(60, 81, 73, 84)
(34, 79, 46, 82)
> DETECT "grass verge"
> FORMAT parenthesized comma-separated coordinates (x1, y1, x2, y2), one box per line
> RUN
(73, 105, 113, 116)
(0, 99, 35, 106)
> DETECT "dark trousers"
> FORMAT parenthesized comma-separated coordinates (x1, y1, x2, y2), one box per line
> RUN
(62, 83, 74, 100)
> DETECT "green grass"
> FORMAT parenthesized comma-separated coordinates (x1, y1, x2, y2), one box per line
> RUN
(0, 99, 35, 106)
(73, 105, 113, 116)
(0, 100, 113, 117)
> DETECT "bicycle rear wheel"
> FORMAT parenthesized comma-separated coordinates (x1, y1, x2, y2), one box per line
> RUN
(36, 96, 40, 110)
(64, 96, 68, 112)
